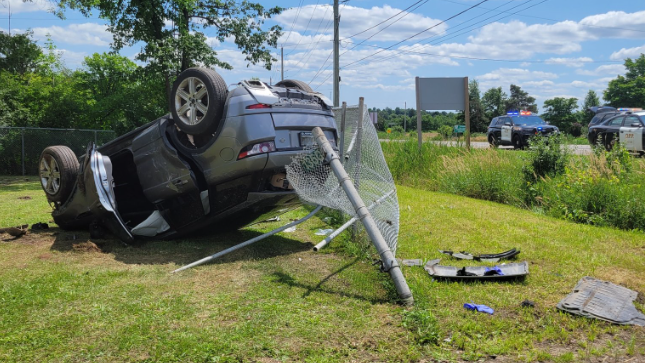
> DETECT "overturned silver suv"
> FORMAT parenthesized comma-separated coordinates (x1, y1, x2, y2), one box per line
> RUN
(38, 68, 337, 242)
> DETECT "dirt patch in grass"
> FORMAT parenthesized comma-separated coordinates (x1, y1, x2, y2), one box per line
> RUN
(17, 196, 32, 200)
(72, 241, 102, 253)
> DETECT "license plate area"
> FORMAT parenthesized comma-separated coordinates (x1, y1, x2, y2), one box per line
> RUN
(299, 132, 315, 147)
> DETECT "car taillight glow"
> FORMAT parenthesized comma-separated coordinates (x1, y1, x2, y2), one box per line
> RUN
(246, 104, 272, 109)
(238, 141, 276, 159)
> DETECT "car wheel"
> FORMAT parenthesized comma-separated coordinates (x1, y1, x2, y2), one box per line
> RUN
(275, 79, 313, 93)
(39, 146, 79, 203)
(170, 67, 227, 136)
(513, 135, 524, 150)
(604, 133, 616, 151)
(488, 134, 498, 148)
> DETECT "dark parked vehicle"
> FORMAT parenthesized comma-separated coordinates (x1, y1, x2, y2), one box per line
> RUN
(487, 111, 559, 149)
(587, 111, 644, 153)
(38, 68, 338, 242)
(587, 106, 618, 129)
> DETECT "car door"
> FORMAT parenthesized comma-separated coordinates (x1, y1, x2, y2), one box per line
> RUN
(500, 117, 513, 143)
(619, 115, 644, 151)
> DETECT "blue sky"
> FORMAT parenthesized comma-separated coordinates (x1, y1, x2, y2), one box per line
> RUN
(1, 0, 644, 112)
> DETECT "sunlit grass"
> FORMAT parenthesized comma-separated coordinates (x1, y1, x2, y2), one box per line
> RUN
(0, 177, 643, 362)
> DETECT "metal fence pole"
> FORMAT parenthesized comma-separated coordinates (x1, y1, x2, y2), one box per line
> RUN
(352, 98, 364, 238)
(313, 126, 413, 306)
(21, 128, 25, 176)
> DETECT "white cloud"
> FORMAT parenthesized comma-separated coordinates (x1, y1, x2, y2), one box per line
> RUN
(579, 11, 645, 39)
(30, 23, 112, 46)
(575, 64, 625, 76)
(478, 68, 558, 82)
(545, 57, 593, 67)
(276, 4, 447, 42)
(0, 0, 53, 14)
(610, 44, 645, 60)
(58, 49, 88, 68)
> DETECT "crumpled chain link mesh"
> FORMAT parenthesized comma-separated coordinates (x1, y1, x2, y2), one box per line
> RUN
(286, 104, 400, 255)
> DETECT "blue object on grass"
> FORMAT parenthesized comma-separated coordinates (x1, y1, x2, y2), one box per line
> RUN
(484, 266, 504, 276)
(464, 302, 494, 315)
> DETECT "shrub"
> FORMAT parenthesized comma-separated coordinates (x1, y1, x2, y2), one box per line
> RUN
(569, 122, 583, 137)
(438, 125, 453, 139)
(522, 134, 569, 183)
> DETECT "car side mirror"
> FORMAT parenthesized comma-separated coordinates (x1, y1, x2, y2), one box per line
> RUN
(504, 122, 511, 126)
(631, 122, 642, 128)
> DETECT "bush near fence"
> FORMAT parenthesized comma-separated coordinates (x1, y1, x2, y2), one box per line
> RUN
(0, 127, 116, 175)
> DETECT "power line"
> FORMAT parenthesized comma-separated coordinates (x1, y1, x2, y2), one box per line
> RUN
(340, 0, 426, 40)
(339, 0, 429, 57)
(284, 0, 320, 56)
(281, 0, 305, 46)
(437, 0, 645, 34)
(365, 0, 545, 66)
(341, 0, 490, 69)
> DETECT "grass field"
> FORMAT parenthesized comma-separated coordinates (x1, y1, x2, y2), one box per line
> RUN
(1, 176, 644, 362)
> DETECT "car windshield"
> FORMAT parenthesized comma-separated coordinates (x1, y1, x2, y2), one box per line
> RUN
(511, 116, 547, 126)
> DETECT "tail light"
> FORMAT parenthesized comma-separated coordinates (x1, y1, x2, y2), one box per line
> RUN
(238, 141, 276, 159)
(246, 104, 272, 109)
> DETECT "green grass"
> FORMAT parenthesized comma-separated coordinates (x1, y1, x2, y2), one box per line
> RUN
(1, 176, 644, 362)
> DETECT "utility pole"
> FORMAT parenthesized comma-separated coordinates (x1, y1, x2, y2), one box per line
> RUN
(281, 47, 284, 81)
(333, 0, 340, 107)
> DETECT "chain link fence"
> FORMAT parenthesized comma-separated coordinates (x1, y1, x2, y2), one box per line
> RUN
(0, 127, 116, 175)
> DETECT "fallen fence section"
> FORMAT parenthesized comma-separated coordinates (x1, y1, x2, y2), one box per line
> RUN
(172, 205, 323, 273)
(311, 126, 413, 306)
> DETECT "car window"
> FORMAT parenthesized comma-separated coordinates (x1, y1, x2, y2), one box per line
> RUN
(623, 116, 642, 127)
(590, 115, 603, 125)
(607, 116, 624, 126)
(500, 117, 511, 125)
(489, 118, 498, 127)
(510, 116, 547, 126)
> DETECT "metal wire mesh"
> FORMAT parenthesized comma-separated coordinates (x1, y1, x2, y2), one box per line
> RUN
(286, 104, 400, 255)
(0, 127, 116, 175)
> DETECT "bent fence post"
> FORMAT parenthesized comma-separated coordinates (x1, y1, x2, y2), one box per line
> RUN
(312, 127, 413, 306)
(313, 189, 395, 252)
(172, 205, 323, 273)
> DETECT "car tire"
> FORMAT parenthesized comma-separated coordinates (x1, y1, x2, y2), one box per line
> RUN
(39, 146, 79, 203)
(170, 67, 227, 136)
(513, 135, 524, 150)
(488, 134, 498, 148)
(274, 79, 313, 93)
(604, 133, 617, 151)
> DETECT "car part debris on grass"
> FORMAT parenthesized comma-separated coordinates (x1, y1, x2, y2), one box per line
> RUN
(31, 222, 49, 230)
(439, 248, 520, 262)
(0, 227, 27, 239)
(557, 277, 645, 326)
(424, 259, 529, 281)
(464, 302, 494, 315)
(314, 228, 334, 236)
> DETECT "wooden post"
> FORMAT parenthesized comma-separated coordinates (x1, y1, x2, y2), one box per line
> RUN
(464, 77, 470, 151)
(415, 77, 422, 149)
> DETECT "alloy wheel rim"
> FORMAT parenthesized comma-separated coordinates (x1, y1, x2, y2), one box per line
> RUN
(40, 154, 61, 195)
(174, 77, 209, 126)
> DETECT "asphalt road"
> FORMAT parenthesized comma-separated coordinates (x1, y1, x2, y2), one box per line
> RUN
(380, 139, 593, 155)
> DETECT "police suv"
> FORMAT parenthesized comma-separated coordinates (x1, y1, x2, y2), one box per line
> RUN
(487, 111, 559, 149)
(588, 110, 645, 154)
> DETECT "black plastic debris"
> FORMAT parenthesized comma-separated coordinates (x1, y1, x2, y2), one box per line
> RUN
(439, 248, 520, 263)
(31, 222, 49, 231)
(556, 277, 645, 326)
(424, 259, 529, 281)
(521, 300, 535, 308)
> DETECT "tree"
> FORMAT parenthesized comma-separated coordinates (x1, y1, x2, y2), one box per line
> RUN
(542, 97, 578, 133)
(505, 84, 538, 113)
(458, 79, 488, 133)
(0, 31, 43, 75)
(580, 89, 600, 124)
(481, 86, 507, 120)
(604, 54, 645, 107)
(52, 0, 283, 98)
